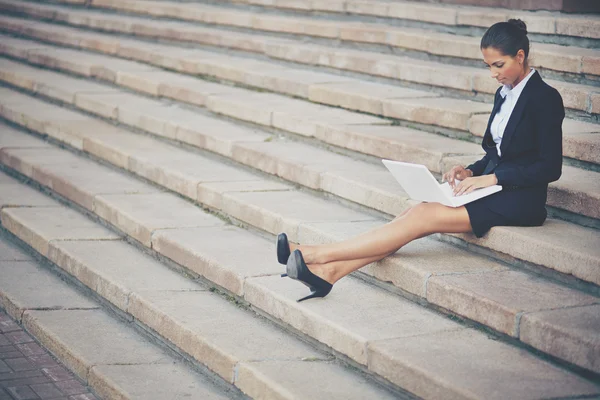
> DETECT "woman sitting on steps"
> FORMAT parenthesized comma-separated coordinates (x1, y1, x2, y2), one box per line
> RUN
(277, 19, 565, 302)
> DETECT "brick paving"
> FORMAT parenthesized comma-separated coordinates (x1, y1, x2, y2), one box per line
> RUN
(0, 311, 98, 400)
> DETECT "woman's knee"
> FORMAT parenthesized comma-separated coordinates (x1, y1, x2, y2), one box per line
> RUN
(407, 202, 441, 217)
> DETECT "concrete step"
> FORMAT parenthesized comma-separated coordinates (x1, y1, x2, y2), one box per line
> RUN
(1, 91, 599, 375)
(1, 133, 599, 398)
(0, 171, 402, 400)
(206, 0, 600, 42)
(0, 60, 598, 284)
(0, 230, 243, 399)
(1, 19, 599, 167)
(3, 0, 598, 81)
(2, 1, 600, 117)
(0, 48, 599, 221)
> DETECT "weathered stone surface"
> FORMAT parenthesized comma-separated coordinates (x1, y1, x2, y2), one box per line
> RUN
(127, 150, 260, 200)
(340, 23, 389, 44)
(197, 179, 291, 209)
(270, 98, 389, 137)
(90, 364, 232, 400)
(0, 92, 90, 136)
(468, 113, 489, 137)
(520, 304, 600, 374)
(531, 44, 583, 74)
(220, 190, 376, 241)
(455, 219, 600, 286)
(319, 160, 410, 216)
(231, 139, 350, 189)
(0, 57, 46, 91)
(47, 240, 200, 311)
(0, 261, 97, 321)
(246, 68, 351, 98)
(245, 275, 461, 364)
(74, 92, 127, 119)
(556, 16, 600, 40)
(205, 92, 273, 126)
(312, 0, 345, 12)
(396, 57, 474, 91)
(315, 124, 483, 172)
(23, 309, 171, 381)
(368, 329, 600, 400)
(346, 0, 389, 17)
(93, 192, 223, 246)
(175, 115, 269, 158)
(0, 207, 120, 257)
(4, 137, 158, 208)
(0, 236, 32, 261)
(548, 166, 600, 219)
(7, 5, 600, 80)
(27, 48, 96, 77)
(0, 124, 49, 150)
(427, 270, 599, 337)
(308, 81, 437, 115)
(388, 2, 457, 25)
(237, 360, 397, 400)
(382, 97, 492, 131)
(0, 35, 49, 59)
(0, 177, 60, 209)
(0, 146, 81, 179)
(152, 225, 282, 296)
(564, 132, 600, 164)
(32, 159, 158, 211)
(551, 80, 596, 112)
(127, 290, 324, 383)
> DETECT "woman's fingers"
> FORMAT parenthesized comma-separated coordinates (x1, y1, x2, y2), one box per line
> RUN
(454, 178, 475, 196)
(454, 178, 483, 196)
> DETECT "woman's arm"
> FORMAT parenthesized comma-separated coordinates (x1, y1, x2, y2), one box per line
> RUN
(494, 88, 564, 187)
(466, 154, 490, 177)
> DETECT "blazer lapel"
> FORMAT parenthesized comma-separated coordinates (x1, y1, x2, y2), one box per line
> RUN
(499, 71, 541, 156)
(482, 89, 502, 147)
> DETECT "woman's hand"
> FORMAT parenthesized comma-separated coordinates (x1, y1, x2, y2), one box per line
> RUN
(453, 174, 498, 196)
(443, 165, 473, 188)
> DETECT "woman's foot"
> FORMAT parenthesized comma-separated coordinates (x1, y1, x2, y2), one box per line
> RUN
(304, 262, 336, 285)
(284, 250, 333, 302)
(276, 233, 291, 265)
(275, 233, 301, 265)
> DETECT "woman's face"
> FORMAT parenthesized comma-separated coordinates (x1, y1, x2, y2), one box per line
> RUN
(481, 46, 526, 87)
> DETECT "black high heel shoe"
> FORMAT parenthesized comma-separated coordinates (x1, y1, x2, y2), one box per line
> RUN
(283, 249, 333, 302)
(276, 233, 291, 265)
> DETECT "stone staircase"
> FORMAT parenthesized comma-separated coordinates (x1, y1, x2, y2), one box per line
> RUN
(0, 0, 598, 398)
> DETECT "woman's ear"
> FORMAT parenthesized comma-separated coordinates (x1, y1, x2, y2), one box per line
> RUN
(516, 49, 525, 65)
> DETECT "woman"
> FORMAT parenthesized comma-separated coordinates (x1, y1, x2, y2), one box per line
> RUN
(278, 19, 565, 302)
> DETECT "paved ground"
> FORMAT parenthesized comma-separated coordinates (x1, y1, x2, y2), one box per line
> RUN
(0, 311, 98, 400)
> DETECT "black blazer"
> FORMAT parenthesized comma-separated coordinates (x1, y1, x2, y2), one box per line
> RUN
(466, 71, 564, 221)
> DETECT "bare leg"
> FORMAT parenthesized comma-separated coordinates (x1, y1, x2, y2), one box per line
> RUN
(288, 207, 413, 258)
(309, 252, 394, 284)
(297, 203, 472, 265)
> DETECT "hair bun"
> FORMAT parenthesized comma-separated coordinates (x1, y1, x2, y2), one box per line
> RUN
(508, 18, 528, 35)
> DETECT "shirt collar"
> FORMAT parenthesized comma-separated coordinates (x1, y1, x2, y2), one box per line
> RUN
(500, 68, 536, 99)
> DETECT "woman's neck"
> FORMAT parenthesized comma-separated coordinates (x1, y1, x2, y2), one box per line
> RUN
(510, 66, 530, 89)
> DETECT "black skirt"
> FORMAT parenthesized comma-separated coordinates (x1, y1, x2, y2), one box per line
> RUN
(464, 186, 548, 238)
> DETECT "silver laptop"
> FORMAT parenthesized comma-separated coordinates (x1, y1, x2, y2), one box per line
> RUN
(382, 160, 502, 208)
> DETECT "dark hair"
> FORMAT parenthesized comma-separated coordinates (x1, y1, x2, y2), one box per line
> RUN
(481, 19, 529, 63)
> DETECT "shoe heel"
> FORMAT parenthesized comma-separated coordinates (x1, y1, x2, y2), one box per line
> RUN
(297, 290, 327, 302)
(280, 273, 288, 277)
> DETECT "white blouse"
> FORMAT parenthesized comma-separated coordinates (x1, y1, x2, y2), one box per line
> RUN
(490, 68, 536, 157)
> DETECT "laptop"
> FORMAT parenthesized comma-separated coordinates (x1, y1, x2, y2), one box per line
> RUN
(382, 160, 502, 208)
